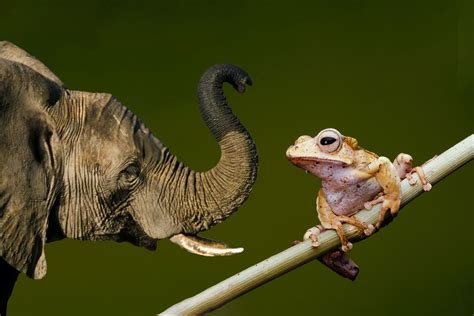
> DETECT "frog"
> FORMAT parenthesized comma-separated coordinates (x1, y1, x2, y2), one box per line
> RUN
(286, 128, 431, 253)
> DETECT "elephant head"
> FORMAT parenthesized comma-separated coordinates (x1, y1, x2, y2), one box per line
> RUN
(0, 42, 258, 281)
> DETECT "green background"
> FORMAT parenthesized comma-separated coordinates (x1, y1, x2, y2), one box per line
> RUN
(2, 1, 473, 315)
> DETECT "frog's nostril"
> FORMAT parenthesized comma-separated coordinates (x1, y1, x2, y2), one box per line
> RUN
(286, 146, 294, 157)
(295, 135, 312, 145)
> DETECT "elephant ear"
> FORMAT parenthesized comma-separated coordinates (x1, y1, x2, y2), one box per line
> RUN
(0, 56, 62, 279)
(0, 41, 65, 87)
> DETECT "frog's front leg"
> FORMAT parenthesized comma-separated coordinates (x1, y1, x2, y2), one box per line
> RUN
(362, 156, 401, 229)
(316, 191, 372, 252)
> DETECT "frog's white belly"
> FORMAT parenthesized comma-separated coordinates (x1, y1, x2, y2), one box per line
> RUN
(323, 178, 382, 216)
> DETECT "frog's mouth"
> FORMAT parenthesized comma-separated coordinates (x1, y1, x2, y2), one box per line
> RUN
(288, 156, 352, 166)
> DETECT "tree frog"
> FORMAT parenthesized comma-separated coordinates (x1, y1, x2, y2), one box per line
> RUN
(286, 128, 431, 252)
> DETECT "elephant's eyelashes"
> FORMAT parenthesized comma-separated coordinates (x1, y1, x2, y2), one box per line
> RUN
(118, 163, 141, 188)
(109, 163, 141, 205)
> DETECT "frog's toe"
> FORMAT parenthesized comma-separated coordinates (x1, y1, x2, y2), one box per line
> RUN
(303, 226, 321, 248)
(411, 166, 432, 191)
(303, 226, 321, 240)
(375, 217, 391, 229)
(384, 197, 401, 217)
(375, 221, 383, 230)
(364, 195, 384, 210)
(375, 198, 400, 228)
(341, 242, 353, 252)
(364, 224, 375, 236)
(423, 182, 432, 191)
(406, 173, 417, 186)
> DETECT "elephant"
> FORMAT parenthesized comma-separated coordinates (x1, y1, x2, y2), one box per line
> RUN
(0, 41, 258, 314)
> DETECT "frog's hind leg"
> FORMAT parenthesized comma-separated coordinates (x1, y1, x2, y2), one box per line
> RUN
(316, 192, 371, 252)
(334, 214, 375, 236)
(316, 194, 351, 252)
(301, 192, 362, 280)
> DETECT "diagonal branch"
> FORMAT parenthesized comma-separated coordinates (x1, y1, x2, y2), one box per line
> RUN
(160, 134, 474, 315)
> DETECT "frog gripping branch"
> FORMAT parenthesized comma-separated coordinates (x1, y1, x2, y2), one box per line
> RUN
(286, 128, 432, 279)
(161, 120, 472, 315)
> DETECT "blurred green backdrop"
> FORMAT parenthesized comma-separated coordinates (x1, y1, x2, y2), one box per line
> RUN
(2, 0, 472, 315)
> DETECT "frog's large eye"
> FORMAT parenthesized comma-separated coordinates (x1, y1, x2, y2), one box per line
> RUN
(316, 128, 342, 153)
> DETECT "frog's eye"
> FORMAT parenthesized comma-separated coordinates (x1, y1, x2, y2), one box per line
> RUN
(320, 137, 336, 145)
(316, 128, 342, 153)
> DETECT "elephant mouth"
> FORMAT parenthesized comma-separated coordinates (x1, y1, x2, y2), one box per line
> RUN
(169, 234, 244, 257)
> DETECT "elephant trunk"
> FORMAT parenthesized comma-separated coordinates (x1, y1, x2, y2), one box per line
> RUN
(193, 64, 258, 228)
(158, 65, 258, 254)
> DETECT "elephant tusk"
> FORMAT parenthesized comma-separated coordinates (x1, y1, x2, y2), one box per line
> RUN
(169, 234, 244, 257)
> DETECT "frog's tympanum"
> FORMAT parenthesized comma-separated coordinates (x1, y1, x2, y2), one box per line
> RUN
(286, 128, 431, 255)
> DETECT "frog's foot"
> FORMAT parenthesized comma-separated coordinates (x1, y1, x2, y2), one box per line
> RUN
(341, 242, 353, 252)
(376, 196, 401, 229)
(364, 223, 376, 236)
(407, 167, 432, 192)
(324, 216, 372, 252)
(394, 153, 432, 191)
(364, 195, 384, 210)
(336, 215, 375, 237)
(328, 222, 352, 252)
(303, 225, 324, 247)
(405, 172, 417, 186)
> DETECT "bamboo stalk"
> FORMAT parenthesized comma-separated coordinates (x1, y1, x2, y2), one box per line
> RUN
(160, 134, 474, 315)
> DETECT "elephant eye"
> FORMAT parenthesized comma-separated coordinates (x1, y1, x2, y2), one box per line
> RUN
(118, 163, 141, 187)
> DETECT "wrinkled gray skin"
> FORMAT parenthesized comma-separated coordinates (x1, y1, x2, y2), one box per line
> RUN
(0, 42, 258, 314)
